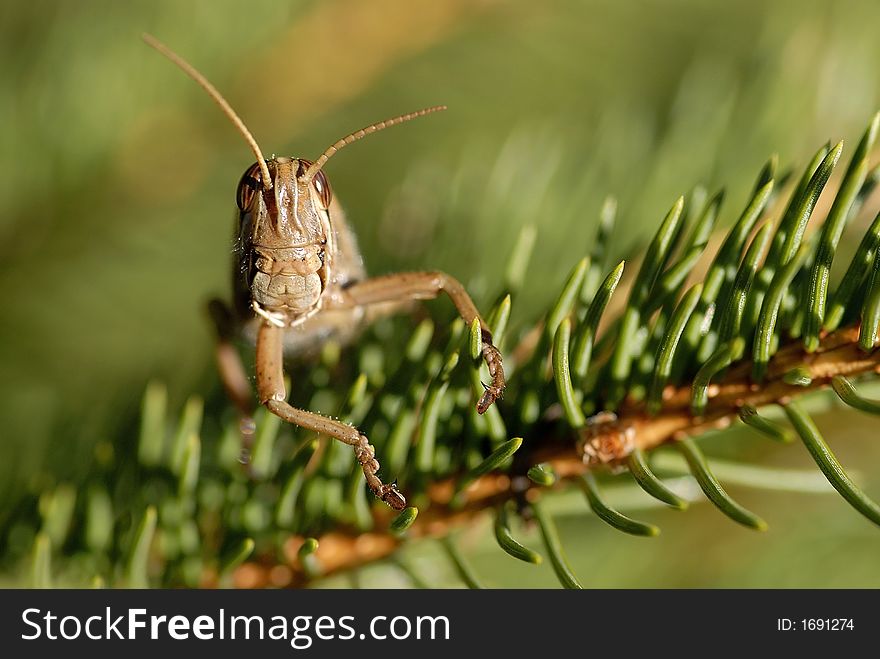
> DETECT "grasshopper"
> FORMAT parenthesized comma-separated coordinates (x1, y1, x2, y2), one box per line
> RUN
(144, 35, 505, 510)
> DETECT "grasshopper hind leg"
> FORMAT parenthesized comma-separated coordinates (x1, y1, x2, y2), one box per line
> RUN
(208, 299, 257, 463)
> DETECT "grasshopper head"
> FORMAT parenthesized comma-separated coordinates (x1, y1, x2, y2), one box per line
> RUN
(236, 157, 334, 322)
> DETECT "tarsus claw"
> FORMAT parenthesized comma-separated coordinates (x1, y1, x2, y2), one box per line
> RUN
(380, 482, 407, 511)
(477, 384, 504, 414)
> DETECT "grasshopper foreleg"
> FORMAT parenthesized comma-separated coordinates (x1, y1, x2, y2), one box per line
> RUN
(255, 322, 406, 510)
(334, 271, 506, 413)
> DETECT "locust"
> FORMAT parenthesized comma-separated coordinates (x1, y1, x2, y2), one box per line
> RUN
(144, 35, 506, 511)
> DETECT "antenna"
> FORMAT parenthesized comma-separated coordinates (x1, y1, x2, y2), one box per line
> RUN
(142, 33, 273, 189)
(304, 106, 447, 181)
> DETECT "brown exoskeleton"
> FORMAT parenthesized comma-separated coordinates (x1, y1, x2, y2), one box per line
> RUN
(144, 35, 505, 510)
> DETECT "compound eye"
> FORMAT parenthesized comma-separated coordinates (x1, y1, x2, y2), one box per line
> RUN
(312, 169, 333, 209)
(236, 162, 264, 211)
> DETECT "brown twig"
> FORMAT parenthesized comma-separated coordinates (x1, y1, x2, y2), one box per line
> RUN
(235, 324, 880, 587)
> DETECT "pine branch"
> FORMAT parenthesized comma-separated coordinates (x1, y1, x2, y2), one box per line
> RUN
(574, 325, 880, 466)
(11, 112, 880, 590)
(232, 322, 880, 586)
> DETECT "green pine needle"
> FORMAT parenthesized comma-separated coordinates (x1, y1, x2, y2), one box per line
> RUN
(580, 472, 660, 536)
(831, 376, 880, 415)
(533, 500, 584, 589)
(626, 447, 689, 509)
(440, 535, 485, 589)
(784, 400, 880, 527)
(738, 405, 795, 443)
(494, 504, 543, 564)
(677, 439, 768, 531)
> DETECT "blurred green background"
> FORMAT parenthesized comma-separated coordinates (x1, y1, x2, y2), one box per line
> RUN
(2, 0, 880, 586)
